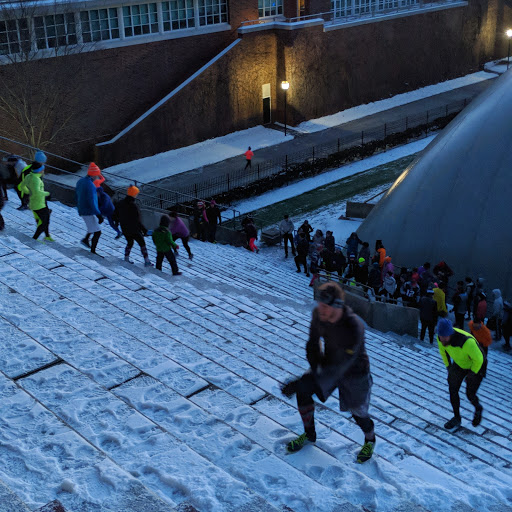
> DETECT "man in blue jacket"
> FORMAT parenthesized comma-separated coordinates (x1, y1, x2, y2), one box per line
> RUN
(75, 163, 103, 255)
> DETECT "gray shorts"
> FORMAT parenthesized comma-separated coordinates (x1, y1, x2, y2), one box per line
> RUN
(82, 215, 100, 233)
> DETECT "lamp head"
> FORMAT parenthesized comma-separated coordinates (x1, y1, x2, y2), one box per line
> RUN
(507, 29, 512, 38)
(281, 80, 290, 90)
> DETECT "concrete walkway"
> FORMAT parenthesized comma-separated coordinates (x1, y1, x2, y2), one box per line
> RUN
(151, 78, 494, 192)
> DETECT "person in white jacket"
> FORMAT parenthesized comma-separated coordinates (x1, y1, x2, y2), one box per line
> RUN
(279, 214, 295, 258)
(491, 289, 504, 340)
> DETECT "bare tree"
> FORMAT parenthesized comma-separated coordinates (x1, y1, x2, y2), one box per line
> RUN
(0, 0, 93, 150)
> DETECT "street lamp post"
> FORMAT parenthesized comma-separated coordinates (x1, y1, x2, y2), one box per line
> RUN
(507, 29, 512, 70)
(281, 81, 289, 136)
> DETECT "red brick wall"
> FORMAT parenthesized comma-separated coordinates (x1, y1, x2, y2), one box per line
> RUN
(1, 0, 510, 168)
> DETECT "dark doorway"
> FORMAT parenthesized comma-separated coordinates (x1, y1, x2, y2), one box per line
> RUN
(263, 97, 271, 124)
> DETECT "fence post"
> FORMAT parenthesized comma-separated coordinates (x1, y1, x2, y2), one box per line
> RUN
(194, 184, 197, 198)
(426, 111, 429, 136)
(337, 138, 340, 153)
(227, 174, 230, 192)
(384, 123, 387, 139)
(285, 155, 288, 172)
(405, 116, 408, 130)
(257, 164, 260, 180)
(159, 194, 163, 209)
(361, 131, 364, 146)
(312, 147, 315, 163)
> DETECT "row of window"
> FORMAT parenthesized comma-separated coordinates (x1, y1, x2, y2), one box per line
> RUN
(0, 0, 228, 55)
(331, 0, 418, 17)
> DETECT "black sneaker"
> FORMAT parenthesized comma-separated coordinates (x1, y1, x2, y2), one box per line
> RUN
(444, 416, 461, 432)
(81, 238, 90, 248)
(472, 406, 483, 427)
(287, 431, 316, 453)
(356, 439, 376, 463)
(296, 270, 301, 273)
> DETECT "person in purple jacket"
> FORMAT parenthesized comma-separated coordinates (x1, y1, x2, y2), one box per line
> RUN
(168, 211, 193, 260)
(95, 181, 122, 239)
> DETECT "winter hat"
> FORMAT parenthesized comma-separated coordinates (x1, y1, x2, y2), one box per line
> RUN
(34, 151, 47, 164)
(384, 256, 392, 263)
(159, 214, 171, 227)
(358, 257, 365, 264)
(437, 318, 454, 337)
(372, 262, 379, 268)
(127, 185, 139, 197)
(87, 162, 102, 176)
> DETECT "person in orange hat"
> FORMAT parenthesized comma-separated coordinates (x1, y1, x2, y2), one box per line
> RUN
(115, 185, 153, 267)
(95, 179, 121, 239)
(75, 162, 103, 254)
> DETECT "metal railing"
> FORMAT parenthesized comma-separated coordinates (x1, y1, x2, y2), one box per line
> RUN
(170, 97, 468, 200)
(240, 0, 463, 28)
(0, 135, 248, 227)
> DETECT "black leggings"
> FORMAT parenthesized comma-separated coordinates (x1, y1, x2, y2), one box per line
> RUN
(173, 235, 192, 257)
(124, 233, 148, 259)
(448, 362, 486, 418)
(156, 250, 179, 274)
(33, 207, 51, 239)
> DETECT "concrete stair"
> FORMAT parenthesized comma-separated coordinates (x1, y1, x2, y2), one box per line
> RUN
(0, 189, 511, 512)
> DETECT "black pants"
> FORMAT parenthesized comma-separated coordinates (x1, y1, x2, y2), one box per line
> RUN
(33, 207, 51, 239)
(0, 212, 4, 231)
(420, 320, 435, 343)
(244, 159, 251, 170)
(295, 254, 308, 272)
(208, 223, 217, 243)
(454, 312, 465, 329)
(447, 362, 486, 418)
(173, 235, 192, 257)
(283, 233, 295, 256)
(156, 250, 179, 274)
(0, 178, 7, 198)
(124, 233, 148, 259)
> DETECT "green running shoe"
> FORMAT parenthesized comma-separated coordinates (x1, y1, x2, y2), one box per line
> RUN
(44, 236, 55, 242)
(287, 432, 316, 453)
(356, 439, 375, 463)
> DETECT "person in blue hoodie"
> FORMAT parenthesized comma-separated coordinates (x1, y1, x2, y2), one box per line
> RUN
(95, 180, 121, 239)
(75, 162, 103, 255)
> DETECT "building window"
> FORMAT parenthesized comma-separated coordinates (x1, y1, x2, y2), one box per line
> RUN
(162, 0, 195, 31)
(258, 0, 283, 17)
(0, 18, 31, 55)
(33, 14, 77, 49)
(198, 0, 228, 26)
(80, 9, 120, 42)
(123, 3, 159, 37)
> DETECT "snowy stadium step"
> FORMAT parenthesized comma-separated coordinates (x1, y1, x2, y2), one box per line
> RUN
(0, 373, 179, 511)
(1, 228, 508, 512)
(2, 190, 512, 511)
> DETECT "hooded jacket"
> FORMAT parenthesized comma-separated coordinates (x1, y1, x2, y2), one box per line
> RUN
(170, 216, 190, 238)
(492, 289, 504, 319)
(433, 287, 447, 314)
(75, 176, 101, 216)
(20, 172, 50, 211)
(152, 225, 177, 253)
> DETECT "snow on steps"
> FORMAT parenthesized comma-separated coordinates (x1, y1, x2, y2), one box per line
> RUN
(0, 191, 512, 511)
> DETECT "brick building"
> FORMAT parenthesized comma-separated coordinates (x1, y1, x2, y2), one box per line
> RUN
(0, 0, 510, 167)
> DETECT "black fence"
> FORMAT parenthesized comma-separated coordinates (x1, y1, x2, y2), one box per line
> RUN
(168, 97, 469, 201)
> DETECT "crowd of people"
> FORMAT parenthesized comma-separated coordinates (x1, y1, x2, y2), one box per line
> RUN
(1, 154, 199, 276)
(276, 215, 512, 353)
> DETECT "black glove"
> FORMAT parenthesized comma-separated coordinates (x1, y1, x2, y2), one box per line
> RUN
(281, 379, 299, 398)
(97, 215, 104, 224)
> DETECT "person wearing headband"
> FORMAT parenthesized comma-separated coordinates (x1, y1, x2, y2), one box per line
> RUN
(281, 281, 376, 463)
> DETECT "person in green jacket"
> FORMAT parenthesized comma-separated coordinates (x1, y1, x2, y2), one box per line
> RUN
(19, 162, 54, 242)
(152, 215, 181, 275)
(437, 318, 486, 431)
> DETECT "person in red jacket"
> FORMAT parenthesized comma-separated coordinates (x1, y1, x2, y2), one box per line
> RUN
(244, 146, 254, 170)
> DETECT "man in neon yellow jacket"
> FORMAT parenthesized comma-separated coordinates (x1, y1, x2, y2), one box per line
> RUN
(437, 318, 485, 431)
